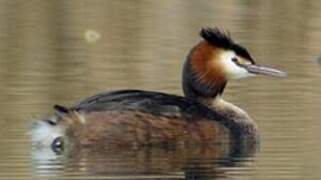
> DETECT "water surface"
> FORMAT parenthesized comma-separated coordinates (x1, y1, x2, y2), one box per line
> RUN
(0, 0, 321, 179)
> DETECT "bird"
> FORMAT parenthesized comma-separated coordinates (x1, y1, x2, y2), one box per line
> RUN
(30, 27, 286, 153)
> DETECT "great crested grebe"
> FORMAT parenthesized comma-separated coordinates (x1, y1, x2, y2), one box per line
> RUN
(31, 28, 286, 152)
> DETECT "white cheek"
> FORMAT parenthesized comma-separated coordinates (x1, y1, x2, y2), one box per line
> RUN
(220, 51, 253, 79)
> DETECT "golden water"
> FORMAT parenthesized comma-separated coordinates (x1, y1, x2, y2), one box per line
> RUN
(0, 0, 321, 179)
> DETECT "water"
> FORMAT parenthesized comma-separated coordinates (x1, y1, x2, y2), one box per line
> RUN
(0, 0, 321, 179)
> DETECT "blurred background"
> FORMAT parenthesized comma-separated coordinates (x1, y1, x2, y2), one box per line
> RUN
(0, 0, 320, 179)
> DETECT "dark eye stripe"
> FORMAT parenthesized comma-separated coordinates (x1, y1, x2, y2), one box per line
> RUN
(232, 44, 255, 64)
(231, 57, 246, 68)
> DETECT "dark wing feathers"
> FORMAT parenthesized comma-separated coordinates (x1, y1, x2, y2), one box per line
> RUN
(70, 90, 223, 120)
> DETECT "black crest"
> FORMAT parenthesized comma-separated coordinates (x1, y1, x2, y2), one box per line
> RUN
(200, 27, 234, 50)
(200, 27, 254, 63)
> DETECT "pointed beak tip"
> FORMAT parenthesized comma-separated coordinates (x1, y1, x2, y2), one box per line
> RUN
(245, 64, 287, 78)
(267, 69, 287, 78)
(266, 68, 287, 78)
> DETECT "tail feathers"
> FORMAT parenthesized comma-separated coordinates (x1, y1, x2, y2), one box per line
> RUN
(54, 104, 70, 117)
(54, 104, 85, 125)
(30, 105, 70, 149)
(30, 119, 65, 148)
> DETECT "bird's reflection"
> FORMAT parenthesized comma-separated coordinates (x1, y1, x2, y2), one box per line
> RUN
(31, 140, 258, 179)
